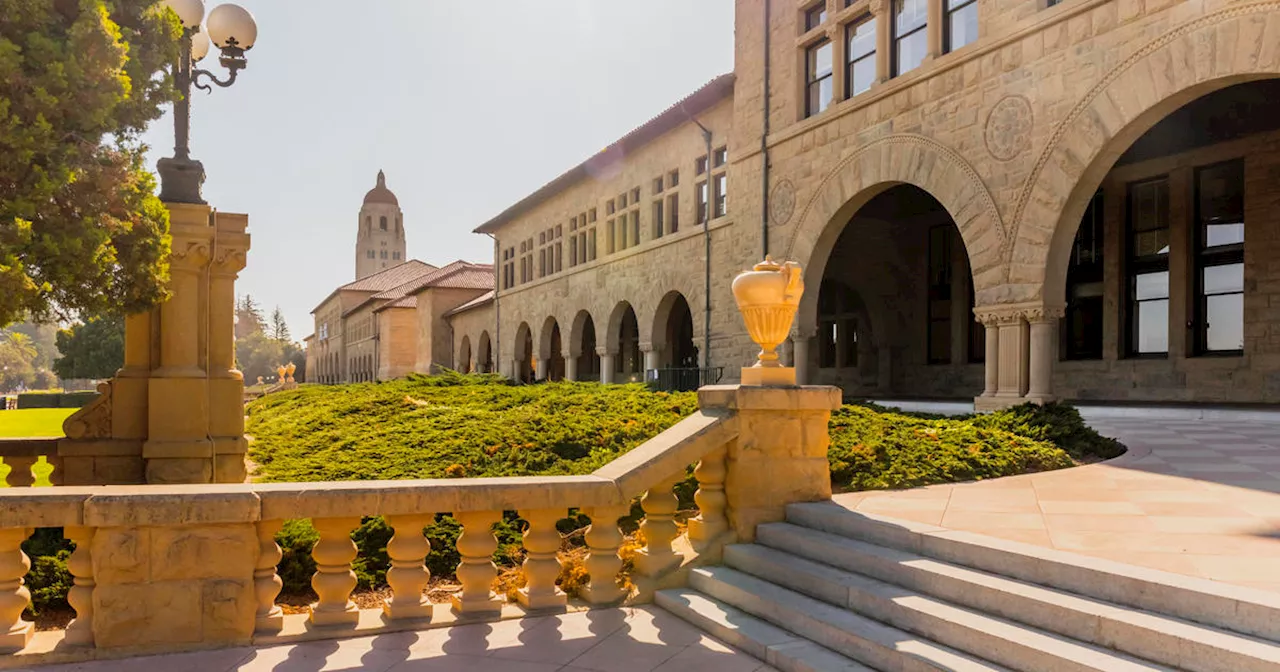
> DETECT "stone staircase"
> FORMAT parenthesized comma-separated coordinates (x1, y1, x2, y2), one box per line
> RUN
(657, 500, 1280, 672)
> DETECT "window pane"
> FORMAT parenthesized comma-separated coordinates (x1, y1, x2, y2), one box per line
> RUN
(850, 56, 876, 96)
(896, 28, 928, 74)
(1135, 299, 1169, 354)
(1205, 222, 1244, 247)
(947, 1, 978, 51)
(810, 77, 834, 114)
(1134, 271, 1169, 301)
(895, 0, 927, 33)
(848, 18, 876, 59)
(805, 4, 828, 30)
(810, 41, 833, 80)
(1197, 161, 1244, 226)
(1205, 293, 1244, 351)
(1203, 263, 1243, 295)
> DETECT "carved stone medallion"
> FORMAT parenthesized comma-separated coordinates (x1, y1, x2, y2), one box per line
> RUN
(770, 179, 797, 226)
(984, 95, 1033, 161)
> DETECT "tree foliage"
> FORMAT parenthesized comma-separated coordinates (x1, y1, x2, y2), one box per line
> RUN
(0, 331, 37, 391)
(53, 314, 124, 379)
(269, 306, 290, 342)
(235, 295, 265, 339)
(0, 0, 182, 327)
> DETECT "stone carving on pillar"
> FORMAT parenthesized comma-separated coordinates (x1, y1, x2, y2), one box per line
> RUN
(973, 302, 1061, 410)
(732, 257, 804, 386)
(62, 382, 112, 440)
(984, 95, 1034, 162)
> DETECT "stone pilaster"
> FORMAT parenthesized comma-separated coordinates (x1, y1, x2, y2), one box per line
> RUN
(209, 212, 250, 483)
(974, 303, 1061, 411)
(597, 347, 615, 384)
(1026, 306, 1064, 404)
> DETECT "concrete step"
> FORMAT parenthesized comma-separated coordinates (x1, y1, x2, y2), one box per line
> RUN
(725, 543, 1174, 672)
(688, 565, 1010, 672)
(785, 500, 1280, 641)
(755, 521, 1280, 672)
(655, 588, 875, 672)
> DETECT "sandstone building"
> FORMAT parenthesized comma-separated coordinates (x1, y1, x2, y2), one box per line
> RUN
(304, 172, 490, 383)
(447, 0, 1280, 407)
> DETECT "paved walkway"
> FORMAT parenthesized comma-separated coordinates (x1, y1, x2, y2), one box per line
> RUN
(19, 607, 770, 672)
(833, 416, 1280, 593)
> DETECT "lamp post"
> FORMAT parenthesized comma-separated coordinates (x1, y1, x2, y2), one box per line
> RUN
(157, 0, 258, 204)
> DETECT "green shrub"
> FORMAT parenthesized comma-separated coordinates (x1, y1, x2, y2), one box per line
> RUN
(21, 528, 74, 618)
(972, 402, 1124, 461)
(16, 393, 60, 409)
(57, 391, 98, 409)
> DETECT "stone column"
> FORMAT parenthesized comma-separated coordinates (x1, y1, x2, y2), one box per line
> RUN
(980, 317, 999, 397)
(700, 385, 841, 543)
(209, 212, 250, 483)
(598, 347, 614, 384)
(926, 0, 943, 60)
(995, 313, 1029, 401)
(793, 333, 812, 386)
(872, 0, 890, 83)
(144, 204, 214, 484)
(641, 343, 659, 378)
(113, 312, 153, 441)
(1026, 307, 1063, 404)
(534, 356, 547, 381)
(564, 351, 578, 383)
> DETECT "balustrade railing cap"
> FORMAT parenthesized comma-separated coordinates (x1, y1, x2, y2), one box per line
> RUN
(697, 384, 842, 411)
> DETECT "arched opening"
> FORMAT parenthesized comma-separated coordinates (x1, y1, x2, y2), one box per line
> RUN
(610, 303, 642, 383)
(650, 292, 700, 390)
(539, 317, 566, 381)
(514, 322, 534, 384)
(806, 184, 982, 398)
(459, 336, 472, 374)
(1039, 78, 1280, 402)
(572, 311, 600, 382)
(478, 331, 493, 373)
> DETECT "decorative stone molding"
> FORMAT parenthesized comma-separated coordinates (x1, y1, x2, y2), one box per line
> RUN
(769, 178, 797, 227)
(984, 95, 1033, 161)
(974, 302, 1063, 326)
(62, 382, 112, 440)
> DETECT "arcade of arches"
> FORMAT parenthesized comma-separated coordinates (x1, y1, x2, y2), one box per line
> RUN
(795, 78, 1280, 406)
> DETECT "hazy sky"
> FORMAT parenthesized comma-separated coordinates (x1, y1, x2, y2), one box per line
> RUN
(140, 1, 735, 340)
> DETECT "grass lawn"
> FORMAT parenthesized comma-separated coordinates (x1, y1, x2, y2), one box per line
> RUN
(0, 408, 74, 438)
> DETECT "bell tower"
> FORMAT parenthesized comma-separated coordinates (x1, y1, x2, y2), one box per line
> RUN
(355, 169, 406, 280)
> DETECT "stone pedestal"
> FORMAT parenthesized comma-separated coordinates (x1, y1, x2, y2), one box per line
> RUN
(698, 385, 841, 542)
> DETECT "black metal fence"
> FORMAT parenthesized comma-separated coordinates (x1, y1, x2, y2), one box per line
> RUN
(644, 367, 724, 392)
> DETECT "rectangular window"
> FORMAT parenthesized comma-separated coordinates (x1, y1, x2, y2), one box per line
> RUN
(555, 242, 563, 273)
(1126, 177, 1171, 356)
(618, 192, 628, 208)
(1064, 191, 1105, 360)
(696, 156, 708, 175)
(804, 2, 828, 31)
(714, 173, 728, 218)
(653, 177, 664, 194)
(606, 219, 616, 253)
(631, 187, 641, 203)
(927, 225, 953, 364)
(806, 39, 834, 117)
(588, 208, 597, 223)
(570, 237, 578, 266)
(944, 0, 978, 53)
(606, 200, 615, 216)
(668, 169, 679, 188)
(618, 217, 628, 249)
(696, 181, 709, 224)
(539, 249, 546, 277)
(653, 200, 664, 238)
(713, 147, 727, 168)
(846, 16, 877, 97)
(893, 0, 928, 76)
(631, 210, 640, 245)
(1195, 160, 1245, 354)
(587, 229, 597, 261)
(668, 193, 680, 234)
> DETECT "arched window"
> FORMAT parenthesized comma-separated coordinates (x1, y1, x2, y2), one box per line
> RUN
(817, 280, 859, 369)
(380, 216, 388, 231)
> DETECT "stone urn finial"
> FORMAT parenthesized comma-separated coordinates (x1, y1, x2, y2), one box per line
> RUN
(285, 362, 296, 383)
(276, 365, 286, 383)
(256, 376, 264, 386)
(731, 256, 804, 386)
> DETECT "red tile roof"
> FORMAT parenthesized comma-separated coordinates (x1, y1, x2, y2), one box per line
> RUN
(444, 290, 494, 318)
(373, 261, 494, 313)
(473, 74, 734, 234)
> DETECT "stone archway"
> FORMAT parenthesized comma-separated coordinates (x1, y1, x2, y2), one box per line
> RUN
(569, 310, 600, 382)
(477, 331, 493, 373)
(782, 134, 1007, 333)
(606, 301, 641, 383)
(1010, 4, 1280, 304)
(513, 322, 534, 384)
(458, 335, 472, 374)
(538, 316, 566, 381)
(650, 291, 698, 369)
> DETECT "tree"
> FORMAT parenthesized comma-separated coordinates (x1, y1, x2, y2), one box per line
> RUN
(270, 307, 290, 343)
(235, 331, 283, 385)
(0, 1, 182, 328)
(236, 295, 266, 339)
(0, 332, 36, 392)
(4, 321, 59, 370)
(53, 315, 125, 380)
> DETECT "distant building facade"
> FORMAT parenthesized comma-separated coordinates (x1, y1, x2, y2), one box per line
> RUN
(304, 172, 490, 383)
(446, 0, 1280, 407)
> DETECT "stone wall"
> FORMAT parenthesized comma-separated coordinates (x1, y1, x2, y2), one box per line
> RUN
(447, 302, 495, 373)
(378, 307, 420, 379)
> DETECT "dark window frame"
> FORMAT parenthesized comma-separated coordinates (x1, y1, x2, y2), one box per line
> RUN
(943, 0, 978, 54)
(1125, 176, 1172, 358)
(1063, 191, 1105, 360)
(805, 38, 835, 118)
(1193, 159, 1245, 356)
(845, 15, 877, 99)
(891, 0, 928, 77)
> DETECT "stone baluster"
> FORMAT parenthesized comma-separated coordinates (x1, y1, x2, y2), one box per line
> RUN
(45, 456, 63, 486)
(383, 514, 432, 621)
(634, 473, 683, 577)
(254, 520, 284, 634)
(0, 527, 32, 652)
(688, 447, 729, 550)
(63, 526, 95, 646)
(450, 510, 502, 615)
(3, 457, 36, 488)
(517, 508, 565, 610)
(309, 517, 360, 627)
(581, 505, 628, 605)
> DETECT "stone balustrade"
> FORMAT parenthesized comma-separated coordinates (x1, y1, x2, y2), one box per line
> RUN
(0, 439, 62, 488)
